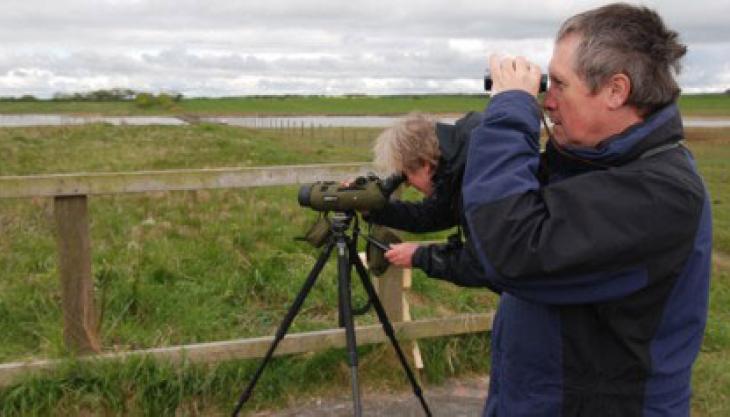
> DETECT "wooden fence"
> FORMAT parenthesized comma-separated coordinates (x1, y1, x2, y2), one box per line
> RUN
(0, 163, 493, 387)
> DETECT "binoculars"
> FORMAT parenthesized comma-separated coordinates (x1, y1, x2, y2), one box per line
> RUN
(484, 73, 548, 93)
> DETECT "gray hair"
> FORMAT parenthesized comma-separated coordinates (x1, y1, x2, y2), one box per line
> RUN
(373, 112, 439, 175)
(557, 3, 687, 113)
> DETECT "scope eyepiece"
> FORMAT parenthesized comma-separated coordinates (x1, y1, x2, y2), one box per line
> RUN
(379, 173, 405, 198)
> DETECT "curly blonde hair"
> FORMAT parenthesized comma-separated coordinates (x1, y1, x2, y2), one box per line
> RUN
(373, 112, 440, 175)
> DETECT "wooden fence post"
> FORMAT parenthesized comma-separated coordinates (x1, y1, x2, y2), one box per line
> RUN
(372, 262, 424, 370)
(376, 265, 405, 322)
(376, 185, 406, 321)
(54, 195, 101, 354)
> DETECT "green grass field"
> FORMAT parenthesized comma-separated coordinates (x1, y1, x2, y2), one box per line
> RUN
(0, 123, 494, 416)
(684, 130, 730, 416)
(0, 122, 728, 416)
(0, 95, 489, 116)
(0, 93, 728, 117)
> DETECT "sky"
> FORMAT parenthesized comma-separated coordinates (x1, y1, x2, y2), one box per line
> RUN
(1, 0, 728, 98)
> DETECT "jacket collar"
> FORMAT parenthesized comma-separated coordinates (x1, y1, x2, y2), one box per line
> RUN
(547, 103, 684, 171)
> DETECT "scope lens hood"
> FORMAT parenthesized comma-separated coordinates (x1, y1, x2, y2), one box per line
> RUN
(298, 184, 312, 207)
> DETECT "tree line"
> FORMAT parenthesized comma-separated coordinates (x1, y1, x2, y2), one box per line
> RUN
(0, 89, 183, 104)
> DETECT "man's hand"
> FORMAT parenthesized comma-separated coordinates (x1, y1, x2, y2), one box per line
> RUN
(385, 243, 420, 268)
(488, 54, 542, 97)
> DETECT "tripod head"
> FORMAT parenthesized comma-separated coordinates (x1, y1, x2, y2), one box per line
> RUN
(329, 211, 356, 232)
(299, 210, 397, 278)
(298, 210, 357, 249)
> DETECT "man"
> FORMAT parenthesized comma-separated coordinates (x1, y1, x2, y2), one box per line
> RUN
(366, 111, 494, 288)
(463, 3, 712, 417)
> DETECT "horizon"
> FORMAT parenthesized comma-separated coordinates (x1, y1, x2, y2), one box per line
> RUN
(2, 91, 728, 100)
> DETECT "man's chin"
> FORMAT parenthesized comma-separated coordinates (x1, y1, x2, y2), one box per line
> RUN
(550, 132, 570, 148)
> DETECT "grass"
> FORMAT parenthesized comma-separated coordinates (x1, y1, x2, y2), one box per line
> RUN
(0, 123, 375, 176)
(0, 185, 491, 361)
(0, 122, 494, 416)
(0, 335, 488, 417)
(178, 95, 490, 116)
(0, 124, 728, 416)
(0, 95, 490, 116)
(684, 129, 730, 253)
(678, 94, 730, 117)
(692, 258, 730, 416)
(0, 93, 728, 117)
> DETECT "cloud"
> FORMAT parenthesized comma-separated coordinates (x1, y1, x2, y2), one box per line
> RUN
(0, 0, 727, 97)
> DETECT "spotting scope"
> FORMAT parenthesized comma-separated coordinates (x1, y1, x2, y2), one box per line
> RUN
(298, 174, 404, 212)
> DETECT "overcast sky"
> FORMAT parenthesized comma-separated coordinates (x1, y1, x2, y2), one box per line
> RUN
(1, 0, 728, 98)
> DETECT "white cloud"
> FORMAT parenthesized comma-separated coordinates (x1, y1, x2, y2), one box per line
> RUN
(0, 0, 728, 97)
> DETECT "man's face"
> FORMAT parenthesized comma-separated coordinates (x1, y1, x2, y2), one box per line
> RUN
(404, 162, 434, 196)
(544, 34, 610, 148)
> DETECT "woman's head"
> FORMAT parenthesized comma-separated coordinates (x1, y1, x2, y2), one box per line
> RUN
(374, 112, 440, 174)
(373, 112, 440, 195)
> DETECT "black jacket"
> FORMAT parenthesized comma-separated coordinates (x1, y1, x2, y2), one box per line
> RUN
(367, 112, 496, 289)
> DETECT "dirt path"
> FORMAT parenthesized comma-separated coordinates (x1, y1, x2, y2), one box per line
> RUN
(249, 376, 489, 417)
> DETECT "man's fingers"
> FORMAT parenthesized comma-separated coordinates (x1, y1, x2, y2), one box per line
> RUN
(488, 53, 542, 96)
(529, 62, 542, 77)
(499, 57, 510, 71)
(515, 56, 540, 76)
(489, 54, 502, 77)
(514, 56, 530, 72)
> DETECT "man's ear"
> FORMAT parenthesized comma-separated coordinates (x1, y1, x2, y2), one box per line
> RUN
(605, 73, 631, 110)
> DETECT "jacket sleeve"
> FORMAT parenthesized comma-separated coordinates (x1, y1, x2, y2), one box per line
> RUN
(412, 237, 502, 294)
(366, 194, 455, 233)
(463, 91, 705, 304)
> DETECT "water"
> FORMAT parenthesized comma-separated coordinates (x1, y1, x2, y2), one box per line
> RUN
(0, 114, 187, 127)
(203, 116, 730, 129)
(200, 115, 458, 128)
(683, 118, 730, 128)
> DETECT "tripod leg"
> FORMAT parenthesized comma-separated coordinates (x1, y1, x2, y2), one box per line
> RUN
(350, 245, 433, 417)
(337, 239, 363, 417)
(231, 242, 335, 417)
(337, 250, 353, 328)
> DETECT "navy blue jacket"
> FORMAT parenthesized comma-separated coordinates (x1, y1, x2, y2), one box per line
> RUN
(463, 91, 712, 417)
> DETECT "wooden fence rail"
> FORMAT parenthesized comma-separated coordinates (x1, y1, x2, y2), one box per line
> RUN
(0, 163, 493, 386)
(0, 313, 492, 387)
(0, 162, 374, 198)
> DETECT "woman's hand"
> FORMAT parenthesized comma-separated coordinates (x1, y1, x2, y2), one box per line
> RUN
(385, 243, 420, 268)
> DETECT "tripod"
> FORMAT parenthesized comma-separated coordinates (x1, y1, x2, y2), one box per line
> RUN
(232, 212, 432, 417)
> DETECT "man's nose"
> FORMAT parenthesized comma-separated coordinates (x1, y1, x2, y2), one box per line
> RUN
(543, 88, 557, 111)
